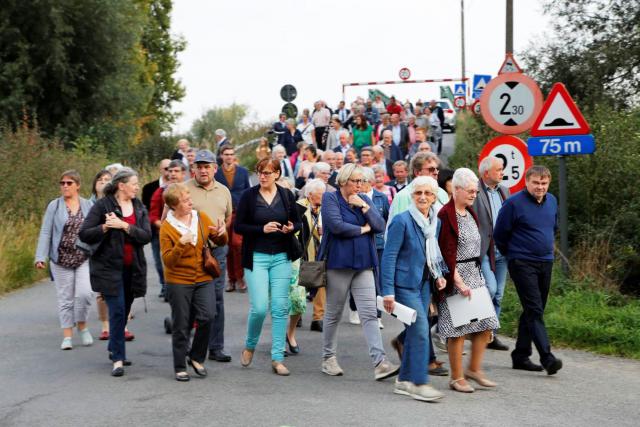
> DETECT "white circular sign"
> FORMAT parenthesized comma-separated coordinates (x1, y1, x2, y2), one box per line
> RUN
(480, 73, 543, 134)
(398, 67, 411, 80)
(478, 135, 533, 193)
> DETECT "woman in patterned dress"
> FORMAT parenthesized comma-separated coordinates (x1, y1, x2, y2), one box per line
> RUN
(437, 168, 499, 393)
(35, 170, 95, 350)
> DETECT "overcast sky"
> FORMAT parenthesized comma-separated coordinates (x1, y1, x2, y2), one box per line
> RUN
(170, 0, 551, 134)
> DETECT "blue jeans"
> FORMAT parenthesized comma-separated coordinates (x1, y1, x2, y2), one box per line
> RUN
(244, 252, 291, 362)
(151, 232, 165, 288)
(208, 245, 228, 351)
(481, 251, 508, 321)
(104, 269, 133, 363)
(396, 280, 432, 385)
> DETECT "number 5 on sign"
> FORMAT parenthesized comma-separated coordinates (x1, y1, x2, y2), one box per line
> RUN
(480, 73, 543, 135)
(478, 135, 533, 194)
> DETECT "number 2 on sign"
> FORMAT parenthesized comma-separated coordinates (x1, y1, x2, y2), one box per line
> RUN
(499, 94, 524, 115)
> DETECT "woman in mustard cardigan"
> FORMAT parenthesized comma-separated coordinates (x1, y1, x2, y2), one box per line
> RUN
(160, 183, 228, 382)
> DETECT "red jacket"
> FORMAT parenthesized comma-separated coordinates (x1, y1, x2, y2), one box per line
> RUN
(149, 186, 165, 228)
(437, 198, 480, 300)
(386, 103, 403, 115)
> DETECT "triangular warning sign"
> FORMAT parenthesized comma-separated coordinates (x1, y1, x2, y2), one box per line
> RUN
(454, 85, 465, 96)
(530, 83, 590, 136)
(474, 78, 487, 91)
(498, 53, 523, 74)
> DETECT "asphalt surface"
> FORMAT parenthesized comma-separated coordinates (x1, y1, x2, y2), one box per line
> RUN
(2, 244, 640, 427)
(2, 133, 639, 426)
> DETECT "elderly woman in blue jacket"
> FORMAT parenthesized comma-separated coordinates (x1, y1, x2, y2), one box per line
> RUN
(318, 163, 399, 381)
(35, 170, 95, 350)
(381, 176, 447, 402)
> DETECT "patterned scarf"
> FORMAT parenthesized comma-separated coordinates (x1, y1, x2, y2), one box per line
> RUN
(408, 204, 448, 278)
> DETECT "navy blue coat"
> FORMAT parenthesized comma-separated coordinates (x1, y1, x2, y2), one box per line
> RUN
(371, 190, 390, 250)
(317, 191, 385, 270)
(215, 166, 251, 210)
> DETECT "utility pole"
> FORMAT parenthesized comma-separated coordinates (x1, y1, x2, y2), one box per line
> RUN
(506, 0, 513, 53)
(461, 0, 466, 96)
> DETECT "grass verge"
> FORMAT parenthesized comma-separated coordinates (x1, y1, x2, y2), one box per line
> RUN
(499, 267, 640, 360)
(0, 217, 48, 295)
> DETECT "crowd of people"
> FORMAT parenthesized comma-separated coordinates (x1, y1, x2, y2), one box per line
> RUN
(34, 95, 563, 402)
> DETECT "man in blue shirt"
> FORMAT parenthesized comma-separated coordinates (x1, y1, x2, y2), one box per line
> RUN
(494, 166, 563, 375)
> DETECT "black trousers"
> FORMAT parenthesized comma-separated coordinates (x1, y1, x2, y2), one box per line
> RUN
(167, 281, 211, 372)
(315, 126, 327, 150)
(508, 259, 555, 366)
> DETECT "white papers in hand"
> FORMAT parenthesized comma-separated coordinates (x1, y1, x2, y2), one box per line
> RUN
(376, 296, 417, 326)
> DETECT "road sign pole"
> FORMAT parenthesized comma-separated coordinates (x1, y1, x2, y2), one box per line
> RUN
(506, 0, 513, 54)
(558, 155, 569, 274)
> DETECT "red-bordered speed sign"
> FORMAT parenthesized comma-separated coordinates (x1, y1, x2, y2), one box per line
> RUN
(478, 135, 533, 194)
(398, 68, 411, 80)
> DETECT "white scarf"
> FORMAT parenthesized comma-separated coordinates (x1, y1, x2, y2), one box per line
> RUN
(408, 204, 448, 279)
(166, 210, 198, 246)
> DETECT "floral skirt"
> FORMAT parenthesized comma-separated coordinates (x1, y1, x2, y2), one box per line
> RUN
(288, 259, 307, 316)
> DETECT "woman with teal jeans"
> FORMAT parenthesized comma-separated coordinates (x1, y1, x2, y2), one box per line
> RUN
(234, 158, 302, 376)
(351, 114, 375, 153)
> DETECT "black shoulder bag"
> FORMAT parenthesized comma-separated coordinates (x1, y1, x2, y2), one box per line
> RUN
(298, 215, 326, 290)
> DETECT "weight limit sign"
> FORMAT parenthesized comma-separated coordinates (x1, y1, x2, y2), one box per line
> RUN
(478, 135, 533, 194)
(480, 73, 543, 135)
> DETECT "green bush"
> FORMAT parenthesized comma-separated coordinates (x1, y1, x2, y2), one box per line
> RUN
(450, 105, 640, 295)
(500, 269, 640, 359)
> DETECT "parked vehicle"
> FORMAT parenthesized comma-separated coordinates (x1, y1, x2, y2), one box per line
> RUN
(437, 99, 456, 133)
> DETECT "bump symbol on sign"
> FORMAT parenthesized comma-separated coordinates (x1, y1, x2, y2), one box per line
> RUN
(529, 83, 590, 136)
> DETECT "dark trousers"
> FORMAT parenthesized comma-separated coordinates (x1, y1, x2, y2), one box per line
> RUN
(208, 245, 227, 351)
(151, 232, 165, 288)
(315, 126, 327, 150)
(104, 268, 134, 362)
(167, 282, 211, 372)
(509, 259, 555, 365)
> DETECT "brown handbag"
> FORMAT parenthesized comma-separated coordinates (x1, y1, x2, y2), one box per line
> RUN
(198, 212, 221, 278)
(298, 219, 326, 290)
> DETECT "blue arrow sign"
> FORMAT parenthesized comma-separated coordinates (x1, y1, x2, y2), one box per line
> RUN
(454, 83, 466, 97)
(472, 74, 491, 99)
(527, 134, 595, 156)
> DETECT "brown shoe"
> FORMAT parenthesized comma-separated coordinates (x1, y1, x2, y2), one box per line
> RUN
(464, 370, 497, 387)
(391, 336, 404, 360)
(449, 377, 475, 393)
(225, 282, 236, 292)
(236, 280, 247, 293)
(271, 361, 290, 376)
(240, 349, 254, 367)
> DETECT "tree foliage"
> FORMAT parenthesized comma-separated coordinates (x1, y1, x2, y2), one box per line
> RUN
(522, 0, 640, 110)
(0, 0, 184, 154)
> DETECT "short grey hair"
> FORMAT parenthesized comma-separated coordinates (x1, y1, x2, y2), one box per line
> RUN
(338, 130, 350, 140)
(286, 118, 296, 126)
(371, 145, 383, 155)
(411, 176, 439, 195)
(382, 129, 392, 138)
(304, 178, 326, 196)
(168, 159, 187, 171)
(103, 167, 138, 197)
(452, 168, 479, 190)
(478, 156, 501, 176)
(371, 164, 385, 175)
(361, 167, 375, 183)
(336, 163, 364, 187)
(215, 129, 226, 137)
(272, 144, 286, 156)
(312, 162, 331, 175)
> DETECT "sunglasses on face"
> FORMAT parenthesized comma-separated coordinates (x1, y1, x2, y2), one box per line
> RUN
(60, 181, 76, 186)
(425, 167, 439, 173)
(413, 191, 434, 197)
(258, 171, 275, 177)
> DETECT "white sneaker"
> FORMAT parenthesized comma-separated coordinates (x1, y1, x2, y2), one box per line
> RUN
(322, 356, 344, 376)
(410, 384, 445, 402)
(378, 318, 384, 329)
(349, 310, 360, 325)
(79, 329, 94, 346)
(60, 337, 73, 350)
(393, 379, 412, 396)
(374, 359, 400, 381)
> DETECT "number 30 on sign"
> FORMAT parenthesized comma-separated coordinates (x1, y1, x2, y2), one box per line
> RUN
(479, 73, 543, 135)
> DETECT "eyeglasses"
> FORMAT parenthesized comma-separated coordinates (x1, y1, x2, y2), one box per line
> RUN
(348, 179, 365, 184)
(461, 188, 479, 195)
(163, 167, 169, 171)
(413, 190, 434, 197)
(258, 171, 275, 177)
(59, 181, 75, 186)
(424, 167, 439, 174)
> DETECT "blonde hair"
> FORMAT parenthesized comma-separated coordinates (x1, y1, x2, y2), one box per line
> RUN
(163, 183, 189, 209)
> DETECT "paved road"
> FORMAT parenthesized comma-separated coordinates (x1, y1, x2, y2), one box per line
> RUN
(1, 243, 639, 427)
